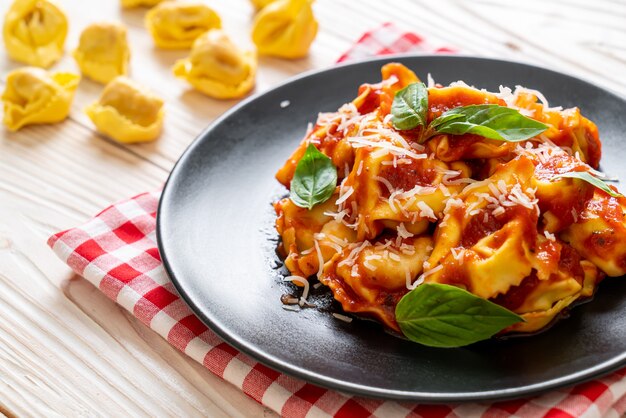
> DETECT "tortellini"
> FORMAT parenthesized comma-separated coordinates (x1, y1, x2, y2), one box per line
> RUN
(561, 191, 626, 277)
(2, 67, 79, 131)
(85, 77, 164, 143)
(3, 0, 68, 68)
(146, 2, 222, 49)
(250, 0, 279, 9)
(73, 22, 131, 84)
(121, 0, 165, 8)
(251, 0, 318, 59)
(273, 63, 615, 340)
(173, 29, 256, 99)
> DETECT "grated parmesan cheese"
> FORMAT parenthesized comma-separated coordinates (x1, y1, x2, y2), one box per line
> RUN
(332, 313, 353, 323)
(338, 240, 371, 268)
(348, 137, 427, 160)
(321, 241, 343, 253)
(408, 264, 443, 290)
(492, 206, 506, 216)
(356, 160, 364, 176)
(450, 248, 466, 264)
(427, 73, 435, 88)
(544, 230, 556, 242)
(417, 201, 437, 220)
(364, 254, 382, 271)
(284, 275, 310, 307)
(400, 243, 416, 255)
(396, 222, 414, 239)
(336, 186, 354, 206)
(374, 176, 395, 194)
(351, 264, 359, 277)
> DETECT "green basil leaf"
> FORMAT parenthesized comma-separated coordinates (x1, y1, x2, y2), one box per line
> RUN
(428, 112, 464, 127)
(290, 144, 338, 209)
(431, 104, 547, 142)
(554, 171, 622, 198)
(391, 82, 428, 130)
(395, 283, 523, 348)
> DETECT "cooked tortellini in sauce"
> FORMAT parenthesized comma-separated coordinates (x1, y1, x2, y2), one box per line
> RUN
(251, 0, 317, 59)
(273, 63, 618, 343)
(73, 22, 130, 84)
(146, 2, 222, 49)
(173, 29, 256, 99)
(85, 77, 164, 143)
(3, 0, 68, 68)
(2, 67, 78, 131)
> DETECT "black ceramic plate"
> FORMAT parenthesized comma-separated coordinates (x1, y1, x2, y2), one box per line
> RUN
(157, 55, 626, 402)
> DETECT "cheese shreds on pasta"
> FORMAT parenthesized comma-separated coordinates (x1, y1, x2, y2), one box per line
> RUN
(272, 62, 614, 338)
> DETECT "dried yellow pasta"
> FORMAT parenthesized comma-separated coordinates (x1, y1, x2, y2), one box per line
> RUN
(146, 2, 222, 49)
(121, 0, 165, 8)
(73, 22, 130, 84)
(250, 0, 278, 9)
(2, 67, 79, 131)
(251, 0, 317, 59)
(173, 29, 256, 99)
(3, 0, 68, 68)
(85, 77, 164, 143)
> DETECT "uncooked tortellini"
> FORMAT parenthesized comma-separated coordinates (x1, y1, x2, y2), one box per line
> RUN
(85, 77, 164, 143)
(173, 29, 256, 99)
(121, 0, 165, 8)
(2, 67, 79, 131)
(3, 0, 68, 68)
(250, 0, 279, 9)
(146, 2, 222, 49)
(73, 22, 130, 84)
(251, 0, 317, 59)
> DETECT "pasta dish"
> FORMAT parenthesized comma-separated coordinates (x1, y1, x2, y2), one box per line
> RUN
(273, 63, 623, 347)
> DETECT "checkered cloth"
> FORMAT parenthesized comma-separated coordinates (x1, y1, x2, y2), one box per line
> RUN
(48, 24, 626, 418)
(337, 22, 455, 63)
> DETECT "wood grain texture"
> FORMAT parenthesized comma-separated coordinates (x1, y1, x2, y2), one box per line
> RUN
(0, 0, 624, 416)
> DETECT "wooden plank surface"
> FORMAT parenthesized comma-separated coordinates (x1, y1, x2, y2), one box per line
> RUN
(0, 0, 624, 416)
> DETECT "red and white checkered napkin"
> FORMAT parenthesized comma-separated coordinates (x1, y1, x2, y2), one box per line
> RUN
(49, 24, 626, 418)
(336, 22, 455, 63)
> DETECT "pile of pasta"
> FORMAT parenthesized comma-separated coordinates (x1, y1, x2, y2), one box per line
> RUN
(2, 0, 317, 138)
(273, 63, 624, 336)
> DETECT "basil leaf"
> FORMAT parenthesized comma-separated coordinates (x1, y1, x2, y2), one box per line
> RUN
(554, 171, 622, 198)
(290, 144, 338, 209)
(395, 283, 523, 348)
(431, 104, 547, 142)
(391, 82, 428, 130)
(428, 112, 464, 127)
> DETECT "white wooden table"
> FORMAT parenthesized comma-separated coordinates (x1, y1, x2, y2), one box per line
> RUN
(1, 0, 624, 416)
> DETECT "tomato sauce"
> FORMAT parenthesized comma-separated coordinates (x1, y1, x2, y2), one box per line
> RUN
(492, 272, 540, 311)
(461, 211, 506, 247)
(323, 270, 405, 332)
(558, 243, 584, 280)
(378, 159, 439, 194)
(354, 84, 381, 114)
(428, 133, 488, 162)
(427, 86, 504, 122)
(534, 153, 587, 180)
